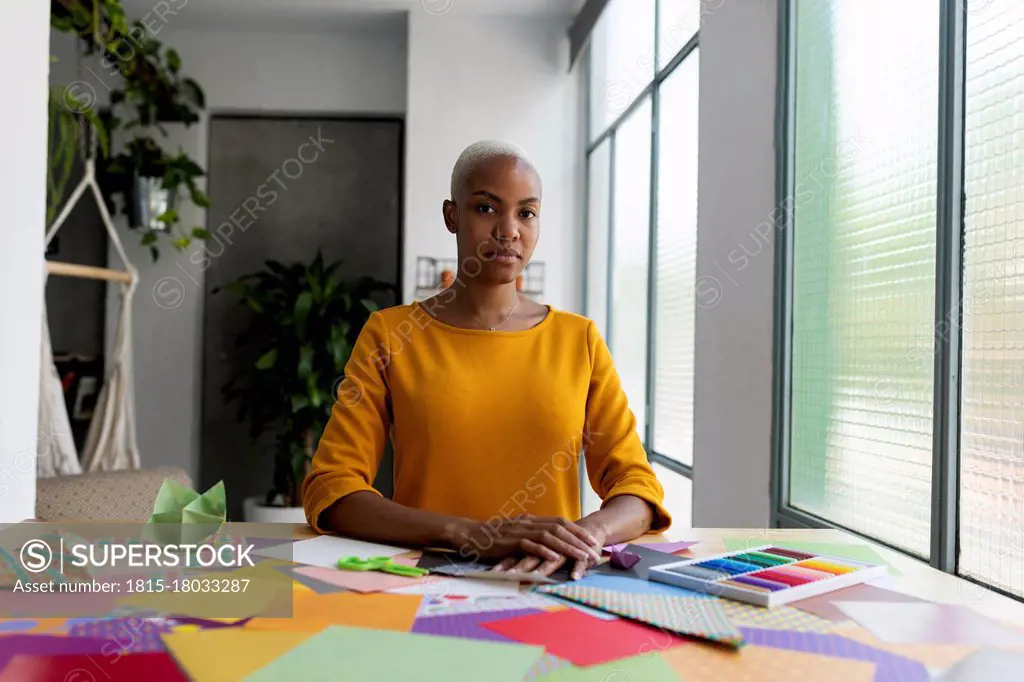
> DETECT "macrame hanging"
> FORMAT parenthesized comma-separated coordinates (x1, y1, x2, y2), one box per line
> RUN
(39, 122, 141, 476)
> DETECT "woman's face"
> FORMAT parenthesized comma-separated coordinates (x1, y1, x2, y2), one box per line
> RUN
(444, 156, 542, 286)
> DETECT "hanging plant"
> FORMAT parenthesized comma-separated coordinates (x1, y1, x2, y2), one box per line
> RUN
(48, 0, 211, 261)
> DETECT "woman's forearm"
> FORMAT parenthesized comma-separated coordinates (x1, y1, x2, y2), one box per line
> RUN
(578, 494, 655, 546)
(321, 491, 474, 550)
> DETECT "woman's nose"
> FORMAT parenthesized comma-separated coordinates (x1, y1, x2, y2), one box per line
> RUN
(495, 217, 519, 241)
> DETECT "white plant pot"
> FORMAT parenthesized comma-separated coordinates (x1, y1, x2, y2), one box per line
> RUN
(243, 496, 307, 523)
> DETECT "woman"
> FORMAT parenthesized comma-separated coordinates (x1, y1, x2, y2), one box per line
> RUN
(303, 140, 671, 580)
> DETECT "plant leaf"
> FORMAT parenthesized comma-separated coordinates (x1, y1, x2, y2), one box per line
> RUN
(298, 346, 314, 377)
(256, 349, 278, 370)
(291, 395, 310, 412)
(191, 227, 212, 239)
(294, 292, 313, 340)
(166, 47, 181, 73)
(360, 298, 379, 312)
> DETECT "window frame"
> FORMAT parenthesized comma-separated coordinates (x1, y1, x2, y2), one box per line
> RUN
(583, 0, 700, 480)
(771, 0, 1004, 595)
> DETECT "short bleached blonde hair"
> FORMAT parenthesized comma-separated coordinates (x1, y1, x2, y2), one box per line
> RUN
(449, 139, 540, 199)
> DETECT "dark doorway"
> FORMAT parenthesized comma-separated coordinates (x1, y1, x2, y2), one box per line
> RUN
(201, 115, 402, 519)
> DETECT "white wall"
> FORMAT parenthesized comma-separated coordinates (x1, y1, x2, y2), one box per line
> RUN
(0, 3, 49, 520)
(692, 0, 778, 528)
(403, 12, 584, 311)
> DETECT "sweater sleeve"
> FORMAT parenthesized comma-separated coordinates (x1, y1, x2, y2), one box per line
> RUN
(582, 320, 672, 532)
(302, 311, 391, 533)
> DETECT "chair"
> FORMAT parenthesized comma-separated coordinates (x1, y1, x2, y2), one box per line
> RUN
(35, 467, 192, 521)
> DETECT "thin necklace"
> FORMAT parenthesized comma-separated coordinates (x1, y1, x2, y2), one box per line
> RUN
(477, 295, 519, 331)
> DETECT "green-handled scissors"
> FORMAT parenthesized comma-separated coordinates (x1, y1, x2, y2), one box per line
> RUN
(336, 556, 429, 578)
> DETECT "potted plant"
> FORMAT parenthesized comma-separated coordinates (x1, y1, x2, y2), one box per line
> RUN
(48, 0, 210, 261)
(219, 252, 396, 522)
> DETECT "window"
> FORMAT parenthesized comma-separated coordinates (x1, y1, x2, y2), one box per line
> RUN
(959, 0, 1024, 597)
(779, 0, 1024, 598)
(653, 50, 699, 466)
(610, 97, 653, 437)
(586, 141, 612, 338)
(785, 0, 939, 558)
(588, 0, 656, 141)
(584, 0, 700, 525)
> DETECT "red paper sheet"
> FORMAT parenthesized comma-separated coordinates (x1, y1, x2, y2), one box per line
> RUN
(481, 607, 691, 666)
(0, 652, 188, 681)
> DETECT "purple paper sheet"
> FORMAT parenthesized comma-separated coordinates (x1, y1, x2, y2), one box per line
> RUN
(0, 635, 112, 669)
(411, 608, 544, 643)
(67, 618, 170, 653)
(603, 540, 700, 554)
(741, 627, 929, 682)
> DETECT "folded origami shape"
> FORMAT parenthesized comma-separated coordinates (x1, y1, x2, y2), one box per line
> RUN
(145, 479, 226, 546)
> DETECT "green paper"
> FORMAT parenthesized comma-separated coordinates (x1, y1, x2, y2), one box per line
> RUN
(535, 653, 677, 681)
(722, 538, 902, 577)
(145, 479, 226, 546)
(244, 625, 545, 682)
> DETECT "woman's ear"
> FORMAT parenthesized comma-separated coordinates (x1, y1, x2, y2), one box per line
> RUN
(442, 199, 458, 233)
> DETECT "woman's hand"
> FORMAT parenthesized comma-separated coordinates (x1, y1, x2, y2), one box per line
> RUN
(492, 517, 608, 580)
(454, 515, 603, 573)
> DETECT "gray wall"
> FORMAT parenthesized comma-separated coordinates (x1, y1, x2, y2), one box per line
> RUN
(201, 117, 402, 519)
(693, 0, 778, 528)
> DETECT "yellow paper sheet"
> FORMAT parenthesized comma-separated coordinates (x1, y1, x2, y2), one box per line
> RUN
(661, 643, 877, 682)
(831, 623, 979, 668)
(162, 629, 313, 682)
(245, 591, 421, 633)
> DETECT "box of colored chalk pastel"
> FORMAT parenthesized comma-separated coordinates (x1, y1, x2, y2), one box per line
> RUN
(647, 545, 887, 608)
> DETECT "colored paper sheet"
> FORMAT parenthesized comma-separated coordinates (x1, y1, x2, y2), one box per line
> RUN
(790, 583, 926, 623)
(482, 606, 691, 666)
(0, 635, 112, 669)
(525, 652, 679, 681)
(67, 617, 171, 652)
(162, 629, 312, 682)
(388, 575, 523, 598)
(719, 599, 837, 634)
(274, 565, 349, 594)
(416, 551, 574, 583)
(590, 544, 684, 580)
(244, 591, 421, 632)
(722, 539, 901, 576)
(294, 565, 438, 593)
(741, 627, 930, 682)
(524, 654, 574, 681)
(0, 652, 188, 682)
(255, 535, 408, 567)
(935, 647, 1024, 681)
(243, 624, 545, 682)
(603, 540, 700, 555)
(834, 602, 1024, 647)
(538, 593, 619, 620)
(537, 583, 745, 649)
(831, 623, 978, 669)
(573, 572, 712, 599)
(661, 641, 876, 682)
(412, 608, 544, 642)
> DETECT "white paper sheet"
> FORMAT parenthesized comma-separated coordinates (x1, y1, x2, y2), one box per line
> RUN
(253, 535, 408, 568)
(936, 648, 1024, 681)
(388, 576, 522, 598)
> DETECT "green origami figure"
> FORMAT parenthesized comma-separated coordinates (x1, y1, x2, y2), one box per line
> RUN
(145, 479, 227, 546)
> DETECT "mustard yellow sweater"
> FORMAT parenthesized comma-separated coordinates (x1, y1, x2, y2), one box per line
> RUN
(302, 303, 671, 534)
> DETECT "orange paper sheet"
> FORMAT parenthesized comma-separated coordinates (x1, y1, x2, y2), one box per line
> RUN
(832, 623, 979, 668)
(162, 629, 313, 682)
(245, 591, 422, 633)
(661, 642, 877, 682)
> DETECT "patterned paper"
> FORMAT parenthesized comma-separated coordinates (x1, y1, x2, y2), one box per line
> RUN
(416, 593, 558, 618)
(720, 598, 840, 634)
(68, 617, 171, 653)
(537, 584, 745, 649)
(661, 642, 877, 682)
(741, 627, 929, 682)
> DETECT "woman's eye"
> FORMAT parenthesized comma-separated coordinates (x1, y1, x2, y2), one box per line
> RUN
(476, 204, 496, 214)
(519, 209, 536, 219)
